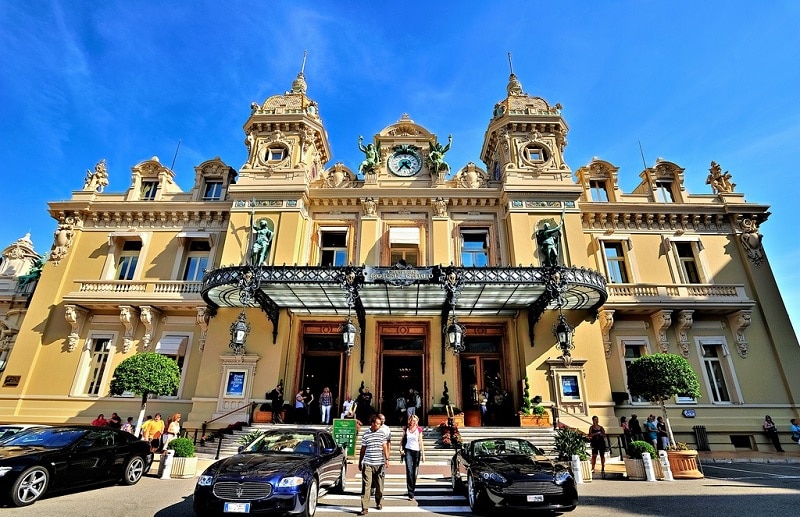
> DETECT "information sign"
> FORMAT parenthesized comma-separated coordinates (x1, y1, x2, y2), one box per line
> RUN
(332, 418, 358, 456)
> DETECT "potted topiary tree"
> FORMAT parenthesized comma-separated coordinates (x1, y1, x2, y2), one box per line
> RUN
(109, 352, 181, 437)
(626, 353, 703, 479)
(166, 437, 197, 478)
(518, 377, 549, 427)
(552, 426, 592, 482)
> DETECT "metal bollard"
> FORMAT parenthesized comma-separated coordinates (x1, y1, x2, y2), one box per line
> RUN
(571, 454, 584, 484)
(642, 452, 657, 482)
(159, 449, 175, 479)
(657, 450, 674, 481)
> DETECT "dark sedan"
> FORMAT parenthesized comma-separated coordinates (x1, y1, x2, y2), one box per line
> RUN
(451, 437, 578, 513)
(193, 428, 346, 517)
(0, 425, 153, 507)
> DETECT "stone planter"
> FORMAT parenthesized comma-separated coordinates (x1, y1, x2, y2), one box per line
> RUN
(170, 456, 198, 479)
(579, 459, 593, 482)
(427, 413, 464, 428)
(624, 457, 664, 480)
(464, 409, 481, 427)
(518, 414, 551, 427)
(667, 450, 704, 479)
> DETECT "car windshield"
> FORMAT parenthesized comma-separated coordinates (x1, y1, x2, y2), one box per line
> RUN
(244, 432, 318, 455)
(1, 427, 85, 448)
(473, 438, 542, 457)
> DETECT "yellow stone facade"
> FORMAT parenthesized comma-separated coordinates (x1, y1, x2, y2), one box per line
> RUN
(1, 71, 798, 452)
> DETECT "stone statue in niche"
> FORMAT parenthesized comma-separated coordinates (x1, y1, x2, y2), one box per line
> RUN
(251, 218, 274, 266)
(536, 218, 563, 267)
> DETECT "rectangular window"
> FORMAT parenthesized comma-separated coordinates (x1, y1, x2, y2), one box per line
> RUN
(526, 148, 543, 161)
(702, 344, 731, 402)
(590, 180, 609, 202)
(675, 242, 701, 283)
(388, 227, 420, 266)
(203, 181, 223, 200)
(320, 230, 348, 266)
(85, 338, 112, 396)
(461, 230, 489, 267)
(141, 180, 158, 200)
(183, 240, 211, 281)
(654, 180, 675, 203)
(624, 344, 647, 403)
(267, 147, 285, 161)
(603, 242, 629, 283)
(155, 336, 187, 397)
(390, 246, 418, 266)
(116, 241, 142, 280)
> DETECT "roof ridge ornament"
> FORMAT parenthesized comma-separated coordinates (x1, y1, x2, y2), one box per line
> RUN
(507, 52, 524, 96)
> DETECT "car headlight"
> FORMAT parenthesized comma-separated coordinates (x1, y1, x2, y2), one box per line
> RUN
(479, 471, 507, 483)
(277, 476, 305, 487)
(197, 475, 214, 486)
(555, 470, 572, 485)
(0, 467, 13, 477)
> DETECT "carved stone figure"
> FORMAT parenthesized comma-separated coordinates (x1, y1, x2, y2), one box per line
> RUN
(740, 218, 765, 266)
(706, 161, 736, 194)
(363, 197, 377, 216)
(16, 256, 44, 291)
(50, 217, 78, 265)
(433, 197, 447, 217)
(324, 163, 351, 188)
(251, 218, 274, 266)
(458, 162, 487, 189)
(428, 134, 452, 175)
(83, 159, 109, 193)
(536, 220, 563, 267)
(357, 136, 380, 175)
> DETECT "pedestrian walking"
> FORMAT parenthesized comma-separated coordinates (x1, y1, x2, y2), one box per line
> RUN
(400, 414, 425, 500)
(358, 415, 389, 515)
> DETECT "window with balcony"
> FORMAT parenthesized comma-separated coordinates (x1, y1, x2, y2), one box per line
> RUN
(623, 342, 648, 403)
(700, 342, 733, 403)
(653, 180, 675, 203)
(590, 180, 609, 202)
(154, 335, 188, 397)
(675, 242, 701, 284)
(141, 180, 158, 200)
(84, 337, 112, 396)
(116, 241, 142, 280)
(460, 230, 489, 267)
(183, 240, 211, 281)
(319, 229, 348, 266)
(602, 241, 630, 283)
(202, 181, 223, 201)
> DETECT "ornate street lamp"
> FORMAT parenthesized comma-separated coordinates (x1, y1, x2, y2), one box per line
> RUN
(229, 311, 250, 355)
(341, 316, 358, 356)
(444, 314, 466, 355)
(553, 311, 574, 364)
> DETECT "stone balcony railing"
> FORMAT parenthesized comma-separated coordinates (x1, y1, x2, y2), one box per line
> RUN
(605, 283, 753, 311)
(64, 280, 203, 307)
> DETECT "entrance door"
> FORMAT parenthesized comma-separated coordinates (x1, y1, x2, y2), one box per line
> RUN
(381, 355, 423, 426)
(299, 354, 343, 424)
(460, 356, 503, 424)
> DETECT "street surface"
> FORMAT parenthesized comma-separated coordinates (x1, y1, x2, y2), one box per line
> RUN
(2, 462, 799, 516)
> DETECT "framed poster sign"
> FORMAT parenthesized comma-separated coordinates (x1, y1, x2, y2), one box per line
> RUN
(225, 370, 247, 398)
(561, 375, 580, 399)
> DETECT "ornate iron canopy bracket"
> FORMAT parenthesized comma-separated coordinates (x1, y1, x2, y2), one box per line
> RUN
(253, 288, 280, 344)
(439, 265, 465, 372)
(527, 266, 570, 346)
(339, 266, 367, 373)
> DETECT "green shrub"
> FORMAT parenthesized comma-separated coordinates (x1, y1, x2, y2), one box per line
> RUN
(532, 404, 547, 416)
(553, 427, 588, 461)
(627, 440, 656, 459)
(167, 437, 195, 458)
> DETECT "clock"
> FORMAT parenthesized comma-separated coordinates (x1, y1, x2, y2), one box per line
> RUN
(388, 150, 422, 177)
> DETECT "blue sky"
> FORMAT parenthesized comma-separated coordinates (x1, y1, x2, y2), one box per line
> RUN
(1, 1, 798, 336)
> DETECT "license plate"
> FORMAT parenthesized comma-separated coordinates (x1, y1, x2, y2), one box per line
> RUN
(527, 495, 544, 502)
(224, 502, 251, 513)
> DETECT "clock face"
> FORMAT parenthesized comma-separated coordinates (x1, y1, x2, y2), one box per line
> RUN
(388, 151, 422, 177)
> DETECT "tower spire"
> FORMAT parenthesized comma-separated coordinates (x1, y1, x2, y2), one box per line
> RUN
(291, 50, 308, 94)
(506, 52, 523, 96)
(507, 52, 514, 75)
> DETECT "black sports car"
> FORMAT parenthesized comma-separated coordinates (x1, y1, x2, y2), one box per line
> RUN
(451, 437, 578, 513)
(0, 425, 153, 507)
(193, 428, 346, 517)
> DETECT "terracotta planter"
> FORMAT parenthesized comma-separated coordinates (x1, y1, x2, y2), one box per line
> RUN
(667, 450, 704, 479)
(253, 410, 271, 423)
(464, 409, 481, 427)
(518, 414, 551, 427)
(170, 456, 198, 479)
(427, 413, 464, 428)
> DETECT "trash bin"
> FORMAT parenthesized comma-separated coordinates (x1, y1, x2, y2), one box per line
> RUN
(692, 425, 710, 451)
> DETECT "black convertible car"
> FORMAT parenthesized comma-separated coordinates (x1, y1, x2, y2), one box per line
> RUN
(451, 438, 578, 513)
(0, 425, 153, 507)
(193, 428, 346, 517)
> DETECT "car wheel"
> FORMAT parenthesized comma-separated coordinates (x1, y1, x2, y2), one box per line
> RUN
(451, 462, 461, 492)
(10, 466, 49, 507)
(467, 473, 489, 514)
(301, 478, 318, 517)
(122, 455, 146, 485)
(332, 462, 347, 494)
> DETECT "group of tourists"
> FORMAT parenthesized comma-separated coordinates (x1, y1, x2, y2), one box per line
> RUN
(91, 411, 182, 453)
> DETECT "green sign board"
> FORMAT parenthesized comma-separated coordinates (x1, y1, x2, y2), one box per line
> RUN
(332, 418, 358, 456)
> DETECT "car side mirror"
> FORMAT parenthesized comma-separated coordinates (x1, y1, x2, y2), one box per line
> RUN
(322, 447, 336, 454)
(237, 446, 244, 453)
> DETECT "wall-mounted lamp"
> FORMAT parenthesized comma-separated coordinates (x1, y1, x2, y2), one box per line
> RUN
(444, 314, 466, 355)
(229, 311, 250, 355)
(342, 316, 358, 356)
(553, 311, 574, 364)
